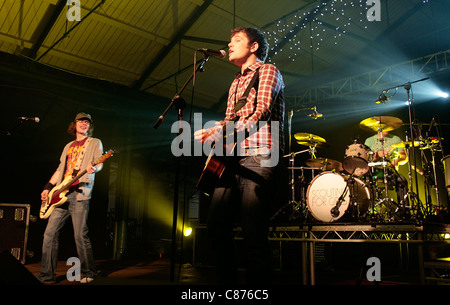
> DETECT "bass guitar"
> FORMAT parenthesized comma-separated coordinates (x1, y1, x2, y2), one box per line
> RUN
(40, 149, 114, 219)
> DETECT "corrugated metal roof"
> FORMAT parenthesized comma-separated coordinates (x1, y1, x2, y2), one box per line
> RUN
(1, 0, 449, 110)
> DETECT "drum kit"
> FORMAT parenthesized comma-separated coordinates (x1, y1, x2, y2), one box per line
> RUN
(276, 115, 448, 224)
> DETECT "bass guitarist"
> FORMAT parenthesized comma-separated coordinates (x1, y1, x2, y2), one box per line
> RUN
(194, 27, 285, 284)
(37, 112, 103, 284)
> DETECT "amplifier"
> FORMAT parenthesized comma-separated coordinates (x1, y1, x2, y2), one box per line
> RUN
(0, 203, 31, 264)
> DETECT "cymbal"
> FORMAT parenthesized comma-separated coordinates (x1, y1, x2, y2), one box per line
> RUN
(306, 158, 343, 172)
(297, 141, 331, 148)
(294, 132, 326, 143)
(359, 116, 403, 132)
(391, 140, 423, 148)
(294, 132, 329, 147)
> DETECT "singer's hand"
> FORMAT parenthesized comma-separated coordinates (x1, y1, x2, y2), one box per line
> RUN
(194, 121, 224, 144)
(235, 119, 257, 133)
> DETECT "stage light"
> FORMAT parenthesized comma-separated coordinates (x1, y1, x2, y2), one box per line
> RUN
(183, 226, 193, 237)
(435, 91, 449, 98)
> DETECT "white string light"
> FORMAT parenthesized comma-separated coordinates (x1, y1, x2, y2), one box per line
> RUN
(263, 0, 393, 64)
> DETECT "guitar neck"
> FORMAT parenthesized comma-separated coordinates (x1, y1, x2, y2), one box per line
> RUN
(60, 169, 88, 192)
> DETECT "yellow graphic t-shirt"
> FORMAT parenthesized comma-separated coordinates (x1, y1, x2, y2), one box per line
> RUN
(64, 137, 88, 184)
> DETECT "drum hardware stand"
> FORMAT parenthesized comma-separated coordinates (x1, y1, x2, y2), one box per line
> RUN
(272, 109, 314, 222)
(430, 144, 441, 208)
(402, 134, 422, 222)
(366, 166, 382, 222)
(272, 149, 311, 222)
(425, 119, 445, 210)
(418, 142, 435, 217)
(374, 129, 396, 221)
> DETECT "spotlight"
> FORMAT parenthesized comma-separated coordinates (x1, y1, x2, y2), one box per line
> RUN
(183, 226, 192, 237)
(436, 91, 449, 98)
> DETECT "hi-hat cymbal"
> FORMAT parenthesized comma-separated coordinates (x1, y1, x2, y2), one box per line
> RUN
(359, 116, 403, 132)
(391, 140, 423, 148)
(294, 132, 329, 147)
(306, 158, 343, 172)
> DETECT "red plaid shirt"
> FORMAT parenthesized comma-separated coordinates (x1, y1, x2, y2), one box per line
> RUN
(225, 61, 285, 152)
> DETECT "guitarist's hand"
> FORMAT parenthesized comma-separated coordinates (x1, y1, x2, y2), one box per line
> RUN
(41, 190, 49, 204)
(86, 163, 97, 174)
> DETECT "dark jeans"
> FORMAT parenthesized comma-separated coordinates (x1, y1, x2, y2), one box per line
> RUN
(207, 155, 282, 284)
(37, 192, 96, 283)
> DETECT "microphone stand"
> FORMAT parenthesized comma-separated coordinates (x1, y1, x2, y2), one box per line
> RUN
(153, 55, 210, 282)
(380, 77, 429, 221)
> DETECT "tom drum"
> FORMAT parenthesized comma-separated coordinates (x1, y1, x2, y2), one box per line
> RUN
(343, 143, 371, 176)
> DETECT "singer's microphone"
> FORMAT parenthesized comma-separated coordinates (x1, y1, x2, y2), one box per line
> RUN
(307, 111, 323, 119)
(18, 117, 40, 123)
(197, 48, 226, 59)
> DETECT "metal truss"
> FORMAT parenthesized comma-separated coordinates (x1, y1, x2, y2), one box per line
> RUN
(199, 223, 450, 244)
(264, 224, 425, 243)
(287, 49, 450, 107)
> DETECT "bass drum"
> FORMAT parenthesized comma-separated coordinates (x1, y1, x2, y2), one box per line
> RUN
(306, 172, 371, 222)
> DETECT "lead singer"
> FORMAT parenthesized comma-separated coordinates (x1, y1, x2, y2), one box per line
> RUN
(194, 27, 285, 284)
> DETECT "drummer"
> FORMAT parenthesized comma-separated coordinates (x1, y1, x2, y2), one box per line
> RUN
(364, 130, 408, 210)
(364, 130, 407, 167)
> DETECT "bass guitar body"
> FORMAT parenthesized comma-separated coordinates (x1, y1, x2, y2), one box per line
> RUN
(39, 176, 72, 219)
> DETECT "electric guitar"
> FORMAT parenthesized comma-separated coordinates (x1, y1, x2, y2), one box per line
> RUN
(40, 149, 114, 219)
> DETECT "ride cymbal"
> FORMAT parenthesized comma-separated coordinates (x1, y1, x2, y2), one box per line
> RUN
(359, 116, 403, 132)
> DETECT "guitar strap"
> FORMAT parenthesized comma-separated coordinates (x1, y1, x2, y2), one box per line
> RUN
(234, 67, 260, 113)
(73, 137, 92, 172)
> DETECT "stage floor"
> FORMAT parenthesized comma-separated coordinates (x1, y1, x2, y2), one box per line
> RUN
(19, 222, 450, 286)
(23, 256, 423, 286)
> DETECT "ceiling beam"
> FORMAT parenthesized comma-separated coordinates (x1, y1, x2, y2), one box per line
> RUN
(36, 0, 106, 61)
(28, 0, 66, 59)
(182, 35, 228, 46)
(133, 0, 214, 90)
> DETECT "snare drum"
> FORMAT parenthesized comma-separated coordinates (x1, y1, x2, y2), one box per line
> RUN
(343, 143, 371, 176)
(306, 172, 371, 222)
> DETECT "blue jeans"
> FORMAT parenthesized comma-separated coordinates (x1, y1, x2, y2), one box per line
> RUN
(207, 155, 283, 284)
(37, 192, 97, 283)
